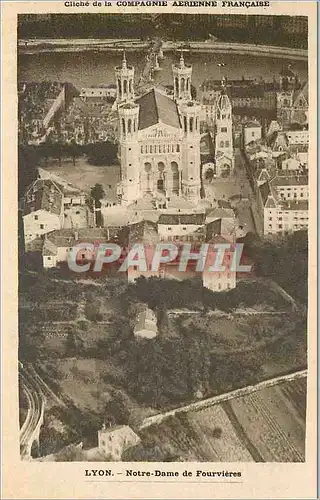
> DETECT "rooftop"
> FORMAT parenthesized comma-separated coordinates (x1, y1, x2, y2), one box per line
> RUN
(259, 181, 271, 206)
(158, 213, 205, 225)
(136, 88, 181, 130)
(128, 220, 159, 245)
(23, 179, 63, 216)
(278, 199, 308, 211)
(270, 174, 308, 187)
(44, 228, 110, 250)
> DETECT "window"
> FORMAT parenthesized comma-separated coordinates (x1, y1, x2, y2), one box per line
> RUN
(167, 227, 172, 231)
(40, 224, 44, 229)
(221, 127, 227, 133)
(176, 144, 180, 152)
(278, 224, 283, 229)
(182, 227, 187, 231)
(47, 257, 51, 261)
(34, 215, 38, 220)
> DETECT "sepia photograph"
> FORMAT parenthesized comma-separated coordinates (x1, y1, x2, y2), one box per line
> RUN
(17, 11, 310, 465)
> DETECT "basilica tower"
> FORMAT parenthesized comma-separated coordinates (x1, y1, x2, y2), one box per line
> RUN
(214, 86, 234, 179)
(180, 100, 201, 202)
(115, 52, 135, 104)
(172, 52, 192, 101)
(118, 102, 140, 204)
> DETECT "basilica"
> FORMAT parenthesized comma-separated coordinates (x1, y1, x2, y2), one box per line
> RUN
(114, 52, 234, 205)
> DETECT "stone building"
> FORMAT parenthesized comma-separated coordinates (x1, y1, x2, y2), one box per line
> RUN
(115, 52, 211, 205)
(98, 424, 141, 461)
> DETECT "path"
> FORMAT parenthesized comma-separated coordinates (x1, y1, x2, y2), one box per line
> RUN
(19, 365, 46, 460)
(139, 369, 307, 429)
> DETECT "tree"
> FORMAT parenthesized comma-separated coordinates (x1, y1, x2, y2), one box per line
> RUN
(87, 141, 118, 166)
(90, 183, 105, 202)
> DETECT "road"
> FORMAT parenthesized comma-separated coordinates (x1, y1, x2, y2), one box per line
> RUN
(138, 38, 163, 87)
(233, 148, 262, 234)
(140, 369, 307, 429)
(235, 148, 264, 235)
(19, 365, 46, 458)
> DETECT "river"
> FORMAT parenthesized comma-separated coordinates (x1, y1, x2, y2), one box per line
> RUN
(18, 49, 308, 90)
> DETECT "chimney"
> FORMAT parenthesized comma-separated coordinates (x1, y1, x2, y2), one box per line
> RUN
(74, 231, 79, 241)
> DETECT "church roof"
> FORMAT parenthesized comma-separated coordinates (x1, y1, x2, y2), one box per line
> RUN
(293, 81, 308, 105)
(280, 66, 296, 78)
(136, 89, 181, 130)
(259, 181, 271, 206)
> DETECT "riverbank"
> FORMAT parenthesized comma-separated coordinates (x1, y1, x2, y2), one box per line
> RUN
(18, 38, 308, 61)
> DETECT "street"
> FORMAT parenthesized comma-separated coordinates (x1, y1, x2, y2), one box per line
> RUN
(203, 147, 258, 235)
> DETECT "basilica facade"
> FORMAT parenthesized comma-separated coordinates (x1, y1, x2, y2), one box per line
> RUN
(115, 52, 234, 205)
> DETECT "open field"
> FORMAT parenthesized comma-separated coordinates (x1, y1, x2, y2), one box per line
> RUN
(40, 158, 120, 198)
(125, 376, 306, 462)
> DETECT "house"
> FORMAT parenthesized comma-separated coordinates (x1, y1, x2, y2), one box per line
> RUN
(281, 157, 301, 171)
(98, 424, 141, 461)
(125, 220, 160, 282)
(205, 207, 235, 236)
(157, 212, 206, 242)
(202, 235, 237, 292)
(242, 120, 262, 147)
(42, 228, 110, 268)
(22, 179, 64, 244)
(259, 181, 308, 236)
(270, 173, 308, 201)
(134, 304, 158, 339)
(291, 81, 308, 126)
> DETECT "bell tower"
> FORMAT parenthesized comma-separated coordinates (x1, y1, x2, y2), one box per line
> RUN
(118, 102, 140, 204)
(180, 100, 201, 202)
(172, 52, 192, 101)
(214, 84, 234, 179)
(115, 51, 135, 104)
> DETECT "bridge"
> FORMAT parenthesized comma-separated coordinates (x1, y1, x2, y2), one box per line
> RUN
(138, 37, 163, 88)
(19, 363, 46, 460)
